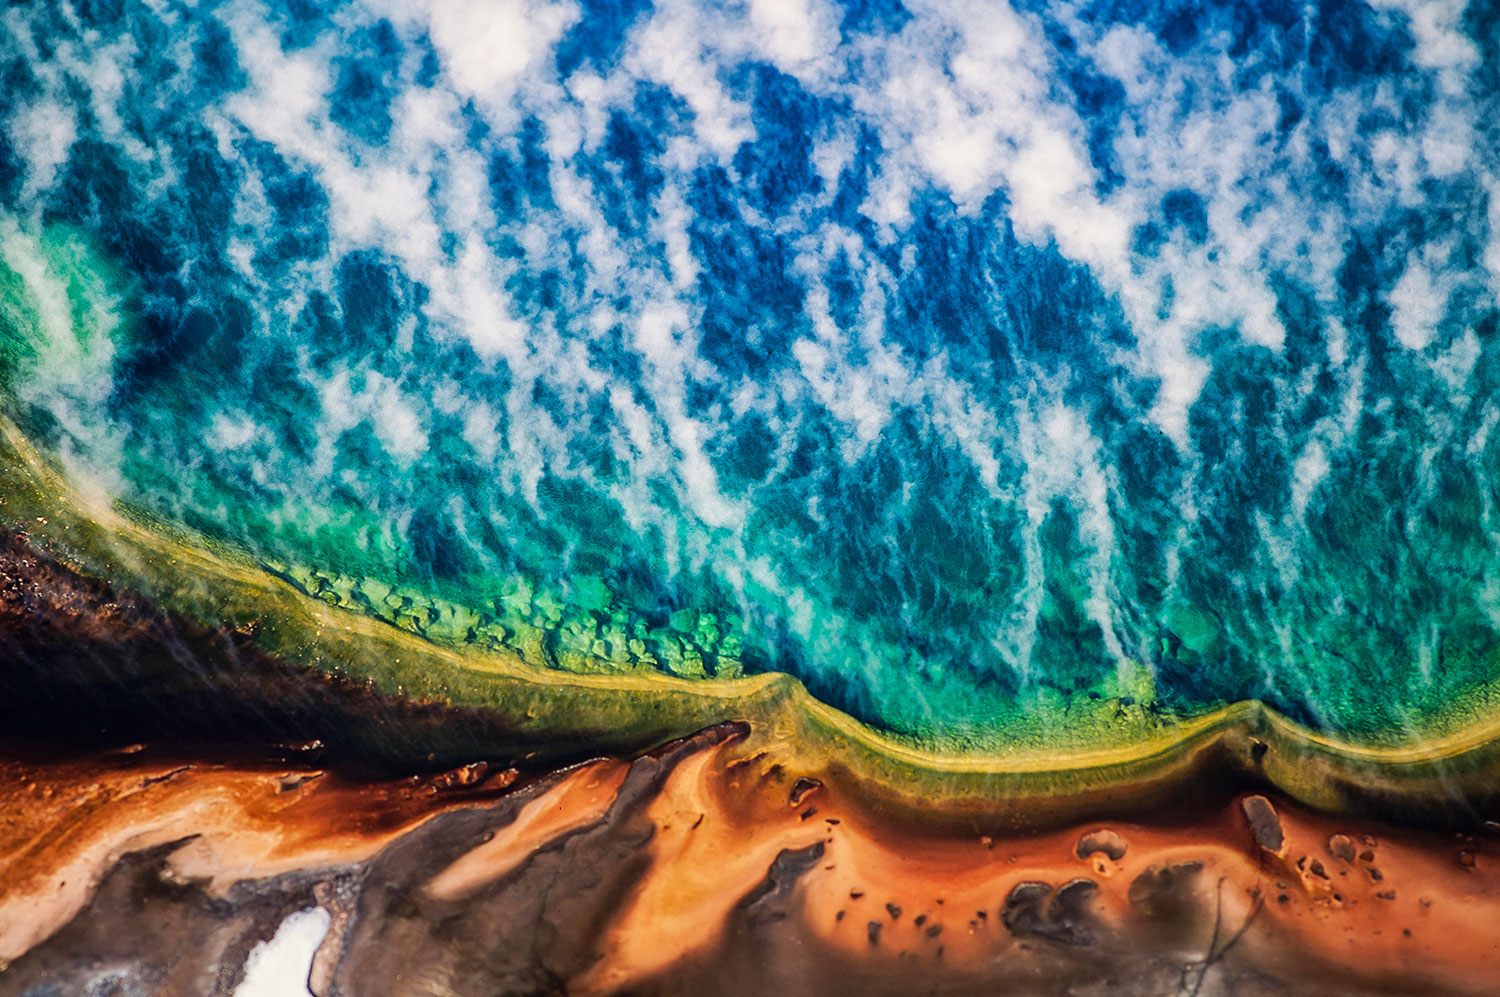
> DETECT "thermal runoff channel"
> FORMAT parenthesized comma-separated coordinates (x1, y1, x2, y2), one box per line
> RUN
(2, 0, 1499, 753)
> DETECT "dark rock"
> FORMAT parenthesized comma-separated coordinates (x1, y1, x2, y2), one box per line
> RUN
(1076, 828, 1128, 861)
(1241, 795, 1284, 852)
(739, 841, 827, 921)
(788, 777, 822, 805)
(1001, 879, 1098, 947)
(1328, 834, 1355, 862)
(1001, 882, 1054, 938)
(1049, 879, 1100, 946)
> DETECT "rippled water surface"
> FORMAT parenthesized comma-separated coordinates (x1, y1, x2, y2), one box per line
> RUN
(2, 0, 1499, 743)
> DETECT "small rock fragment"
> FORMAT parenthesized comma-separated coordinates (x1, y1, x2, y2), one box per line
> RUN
(1328, 834, 1356, 862)
(1049, 879, 1100, 946)
(789, 777, 822, 806)
(1001, 882, 1054, 939)
(1075, 828, 1128, 861)
(1002, 879, 1099, 946)
(738, 842, 826, 922)
(1241, 795, 1284, 852)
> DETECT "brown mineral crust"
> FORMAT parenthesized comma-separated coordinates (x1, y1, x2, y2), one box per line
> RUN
(576, 739, 1500, 996)
(323, 721, 749, 997)
(0, 745, 520, 965)
(3, 728, 1500, 995)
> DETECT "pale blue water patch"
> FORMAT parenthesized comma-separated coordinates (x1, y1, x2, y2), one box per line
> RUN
(1, 0, 1499, 741)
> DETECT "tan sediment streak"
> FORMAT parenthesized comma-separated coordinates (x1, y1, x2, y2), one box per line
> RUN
(0, 751, 515, 965)
(423, 758, 629, 901)
(578, 745, 830, 993)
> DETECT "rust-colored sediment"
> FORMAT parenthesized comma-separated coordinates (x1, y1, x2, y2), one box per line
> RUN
(2, 731, 1498, 995)
(0, 746, 520, 965)
(422, 758, 629, 901)
(584, 737, 1500, 995)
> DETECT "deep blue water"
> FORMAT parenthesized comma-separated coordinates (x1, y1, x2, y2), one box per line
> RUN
(2, 0, 1499, 742)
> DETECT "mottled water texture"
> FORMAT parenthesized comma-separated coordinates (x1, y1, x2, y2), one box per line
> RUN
(3, 0, 1500, 750)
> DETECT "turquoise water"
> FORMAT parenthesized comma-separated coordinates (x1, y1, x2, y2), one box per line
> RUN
(2, 0, 1500, 742)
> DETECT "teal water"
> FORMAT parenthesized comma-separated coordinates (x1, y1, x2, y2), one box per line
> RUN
(2, 0, 1499, 743)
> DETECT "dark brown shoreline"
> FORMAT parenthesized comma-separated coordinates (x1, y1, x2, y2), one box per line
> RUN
(0, 527, 617, 777)
(7, 517, 1500, 993)
(8, 523, 1500, 838)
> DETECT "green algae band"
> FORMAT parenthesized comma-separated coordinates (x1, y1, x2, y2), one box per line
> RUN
(3, 0, 1500, 817)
